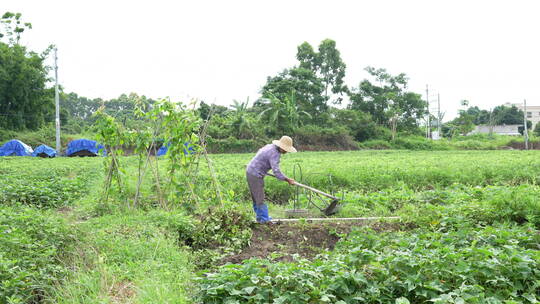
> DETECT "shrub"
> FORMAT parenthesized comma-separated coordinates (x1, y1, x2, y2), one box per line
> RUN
(392, 136, 435, 150)
(294, 125, 358, 151)
(372, 125, 392, 141)
(450, 139, 496, 150)
(158, 206, 253, 269)
(330, 109, 378, 141)
(358, 139, 392, 149)
(206, 137, 267, 153)
(534, 123, 540, 137)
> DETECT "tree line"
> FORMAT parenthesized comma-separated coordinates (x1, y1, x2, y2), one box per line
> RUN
(444, 104, 534, 137)
(2, 12, 536, 149)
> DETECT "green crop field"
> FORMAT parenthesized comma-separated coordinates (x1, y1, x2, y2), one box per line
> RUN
(1, 150, 540, 303)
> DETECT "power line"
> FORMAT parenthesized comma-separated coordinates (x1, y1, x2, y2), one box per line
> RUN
(0, 112, 50, 118)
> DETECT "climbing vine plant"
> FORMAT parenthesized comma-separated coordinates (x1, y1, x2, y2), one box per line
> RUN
(148, 100, 201, 208)
(93, 108, 127, 202)
(93, 99, 212, 210)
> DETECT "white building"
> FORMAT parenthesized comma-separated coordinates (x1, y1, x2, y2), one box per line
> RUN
(505, 102, 540, 129)
(468, 125, 522, 136)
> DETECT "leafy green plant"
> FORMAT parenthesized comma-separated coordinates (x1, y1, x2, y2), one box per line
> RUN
(0, 158, 99, 208)
(185, 207, 253, 269)
(259, 91, 312, 135)
(198, 225, 540, 303)
(93, 108, 127, 202)
(154, 100, 201, 207)
(0, 205, 75, 303)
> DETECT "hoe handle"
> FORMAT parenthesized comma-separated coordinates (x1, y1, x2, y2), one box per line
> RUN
(294, 181, 340, 201)
(267, 173, 339, 201)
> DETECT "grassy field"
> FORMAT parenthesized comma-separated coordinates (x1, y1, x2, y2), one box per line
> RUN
(1, 150, 540, 303)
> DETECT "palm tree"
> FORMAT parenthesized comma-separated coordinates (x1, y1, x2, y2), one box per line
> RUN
(230, 97, 252, 138)
(259, 91, 311, 134)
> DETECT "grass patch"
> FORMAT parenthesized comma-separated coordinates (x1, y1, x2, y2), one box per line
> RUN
(51, 210, 195, 303)
(0, 205, 75, 303)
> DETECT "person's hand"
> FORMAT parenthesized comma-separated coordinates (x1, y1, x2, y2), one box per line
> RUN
(286, 178, 296, 186)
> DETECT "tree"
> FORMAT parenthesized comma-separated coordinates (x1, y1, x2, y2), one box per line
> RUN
(60, 92, 102, 121)
(258, 91, 311, 135)
(261, 67, 326, 117)
(445, 104, 533, 137)
(454, 110, 476, 135)
(0, 43, 53, 130)
(463, 106, 491, 125)
(0, 12, 53, 130)
(104, 93, 156, 128)
(60, 92, 156, 131)
(198, 101, 228, 120)
(1, 12, 32, 45)
(297, 39, 347, 104)
(492, 105, 525, 125)
(331, 109, 377, 141)
(349, 67, 426, 133)
(534, 123, 540, 137)
(261, 39, 347, 121)
(230, 98, 254, 139)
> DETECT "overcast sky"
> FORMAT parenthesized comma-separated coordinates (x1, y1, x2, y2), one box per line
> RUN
(3, 0, 539, 120)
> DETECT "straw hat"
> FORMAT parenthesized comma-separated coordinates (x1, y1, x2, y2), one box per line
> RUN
(272, 136, 297, 153)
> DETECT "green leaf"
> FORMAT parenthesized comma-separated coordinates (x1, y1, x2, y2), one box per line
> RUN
(395, 297, 410, 304)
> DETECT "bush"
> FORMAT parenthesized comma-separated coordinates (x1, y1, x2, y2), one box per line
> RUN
(206, 137, 267, 153)
(356, 134, 527, 151)
(534, 123, 540, 137)
(359, 136, 445, 150)
(358, 139, 392, 149)
(207, 126, 359, 153)
(293, 125, 358, 151)
(0, 206, 75, 303)
(450, 139, 497, 150)
(149, 207, 253, 269)
(330, 109, 379, 141)
(392, 136, 435, 150)
(372, 126, 392, 141)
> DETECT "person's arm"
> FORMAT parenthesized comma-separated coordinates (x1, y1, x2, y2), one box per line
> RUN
(269, 153, 295, 185)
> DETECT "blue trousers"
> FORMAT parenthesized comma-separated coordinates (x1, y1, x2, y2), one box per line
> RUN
(252, 202, 272, 223)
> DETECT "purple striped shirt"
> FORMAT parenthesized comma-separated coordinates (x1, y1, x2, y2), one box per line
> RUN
(246, 144, 287, 180)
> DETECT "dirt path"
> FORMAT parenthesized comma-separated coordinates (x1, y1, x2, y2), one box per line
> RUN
(221, 220, 402, 264)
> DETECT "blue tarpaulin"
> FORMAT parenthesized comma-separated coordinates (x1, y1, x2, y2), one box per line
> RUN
(157, 144, 168, 156)
(0, 140, 33, 156)
(66, 139, 106, 157)
(157, 142, 194, 156)
(32, 144, 57, 158)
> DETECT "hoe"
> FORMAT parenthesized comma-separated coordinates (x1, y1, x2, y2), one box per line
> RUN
(267, 173, 340, 216)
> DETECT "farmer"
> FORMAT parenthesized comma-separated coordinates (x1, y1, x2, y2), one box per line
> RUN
(246, 136, 297, 223)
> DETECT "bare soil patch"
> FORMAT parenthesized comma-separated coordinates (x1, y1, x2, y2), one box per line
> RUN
(221, 220, 401, 264)
(505, 141, 540, 150)
(110, 280, 135, 304)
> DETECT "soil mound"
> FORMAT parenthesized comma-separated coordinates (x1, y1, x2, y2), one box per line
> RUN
(221, 221, 400, 264)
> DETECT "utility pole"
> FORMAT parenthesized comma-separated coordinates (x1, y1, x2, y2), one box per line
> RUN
(523, 99, 529, 150)
(426, 84, 430, 139)
(488, 108, 494, 137)
(437, 93, 441, 137)
(55, 48, 61, 154)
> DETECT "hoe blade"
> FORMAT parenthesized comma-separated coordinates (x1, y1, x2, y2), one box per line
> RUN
(323, 200, 340, 216)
